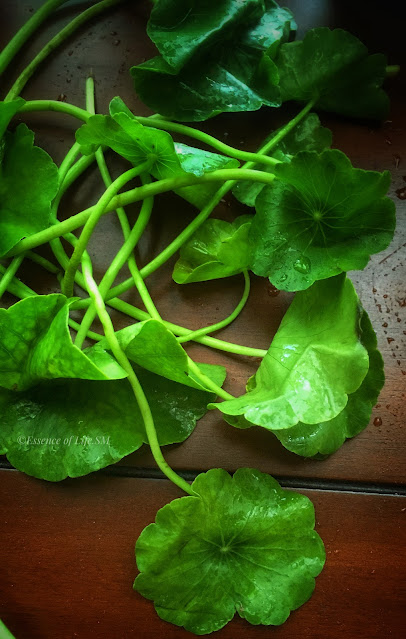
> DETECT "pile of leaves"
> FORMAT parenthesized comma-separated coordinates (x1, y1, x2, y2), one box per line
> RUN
(0, 0, 396, 635)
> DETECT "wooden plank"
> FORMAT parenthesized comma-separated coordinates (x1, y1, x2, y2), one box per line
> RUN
(0, 471, 405, 639)
(0, 1, 404, 484)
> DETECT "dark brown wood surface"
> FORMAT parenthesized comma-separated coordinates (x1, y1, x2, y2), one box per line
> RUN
(0, 1, 405, 638)
(1, 471, 406, 639)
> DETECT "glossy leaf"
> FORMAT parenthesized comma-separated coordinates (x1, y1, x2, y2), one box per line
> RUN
(0, 124, 59, 257)
(131, 0, 295, 121)
(233, 113, 332, 207)
(275, 27, 389, 119)
(275, 310, 384, 456)
(0, 363, 224, 481)
(211, 275, 369, 430)
(134, 467, 325, 634)
(96, 319, 226, 391)
(0, 295, 126, 392)
(250, 149, 396, 291)
(173, 215, 252, 283)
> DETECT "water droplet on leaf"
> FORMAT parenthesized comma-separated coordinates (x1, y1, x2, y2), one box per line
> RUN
(293, 256, 311, 274)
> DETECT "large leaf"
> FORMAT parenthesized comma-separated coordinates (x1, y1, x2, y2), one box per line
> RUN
(0, 98, 25, 140)
(131, 0, 295, 121)
(0, 295, 126, 392)
(173, 215, 252, 283)
(250, 149, 396, 291)
(211, 275, 369, 430)
(275, 310, 384, 456)
(96, 319, 226, 391)
(275, 27, 389, 119)
(233, 113, 332, 207)
(0, 363, 225, 481)
(0, 124, 59, 257)
(134, 468, 325, 634)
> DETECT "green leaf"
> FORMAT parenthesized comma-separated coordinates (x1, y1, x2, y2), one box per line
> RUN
(0, 295, 126, 392)
(96, 319, 226, 391)
(250, 149, 396, 291)
(211, 275, 370, 430)
(275, 27, 389, 120)
(275, 310, 384, 456)
(0, 98, 25, 139)
(134, 467, 325, 634)
(131, 0, 295, 121)
(0, 363, 223, 481)
(233, 113, 332, 207)
(0, 124, 59, 257)
(173, 215, 252, 283)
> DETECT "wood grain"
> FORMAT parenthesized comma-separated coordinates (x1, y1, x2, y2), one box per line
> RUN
(0, 471, 405, 639)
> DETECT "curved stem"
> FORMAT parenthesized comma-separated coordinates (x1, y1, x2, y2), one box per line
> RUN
(57, 142, 82, 185)
(81, 254, 194, 496)
(0, 256, 24, 299)
(7, 167, 275, 257)
(177, 270, 251, 344)
(187, 358, 234, 401)
(62, 163, 151, 297)
(135, 116, 280, 168)
(5, 0, 124, 101)
(0, 0, 68, 76)
(18, 99, 90, 122)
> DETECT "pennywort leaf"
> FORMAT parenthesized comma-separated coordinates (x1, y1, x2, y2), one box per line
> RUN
(0, 295, 126, 392)
(250, 149, 396, 291)
(275, 310, 385, 456)
(211, 275, 370, 430)
(134, 468, 325, 634)
(131, 0, 295, 121)
(275, 27, 390, 119)
(173, 215, 252, 284)
(0, 124, 59, 257)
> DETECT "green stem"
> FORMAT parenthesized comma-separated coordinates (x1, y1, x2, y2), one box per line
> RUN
(81, 254, 194, 496)
(0, 255, 25, 299)
(26, 250, 60, 274)
(7, 167, 275, 257)
(0, 262, 266, 357)
(0, 619, 16, 639)
(0, 0, 68, 76)
(135, 116, 280, 169)
(187, 358, 234, 401)
(5, 0, 124, 101)
(58, 142, 82, 185)
(18, 99, 90, 122)
(140, 100, 316, 279)
(74, 189, 154, 347)
(177, 270, 250, 344)
(62, 163, 151, 297)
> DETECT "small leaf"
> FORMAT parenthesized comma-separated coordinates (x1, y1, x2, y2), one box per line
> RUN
(275, 310, 385, 456)
(134, 467, 325, 634)
(0, 124, 59, 257)
(275, 27, 389, 119)
(0, 363, 223, 481)
(173, 215, 252, 283)
(131, 0, 295, 121)
(211, 275, 370, 430)
(0, 295, 126, 392)
(250, 149, 395, 291)
(233, 113, 332, 207)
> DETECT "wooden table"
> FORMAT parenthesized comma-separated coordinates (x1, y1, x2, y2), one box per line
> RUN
(1, 1, 405, 637)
